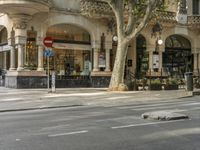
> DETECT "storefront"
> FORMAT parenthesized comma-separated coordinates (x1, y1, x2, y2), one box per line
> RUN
(136, 34, 148, 79)
(163, 35, 192, 78)
(45, 24, 92, 87)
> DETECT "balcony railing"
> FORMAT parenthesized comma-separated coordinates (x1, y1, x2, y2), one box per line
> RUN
(187, 15, 200, 25)
(157, 11, 177, 23)
(80, 0, 113, 18)
(80, 0, 177, 23)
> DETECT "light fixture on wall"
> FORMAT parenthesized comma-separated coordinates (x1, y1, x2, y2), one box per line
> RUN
(112, 35, 118, 42)
(157, 39, 163, 45)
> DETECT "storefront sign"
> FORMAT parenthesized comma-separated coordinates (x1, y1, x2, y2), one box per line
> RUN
(0, 45, 11, 52)
(153, 54, 159, 69)
(99, 52, 106, 68)
(53, 43, 91, 50)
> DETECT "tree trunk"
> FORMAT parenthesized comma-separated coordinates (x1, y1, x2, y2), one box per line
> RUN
(109, 40, 129, 91)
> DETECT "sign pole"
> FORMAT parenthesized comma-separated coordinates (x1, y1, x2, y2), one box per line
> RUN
(47, 56, 50, 92)
(51, 71, 56, 93)
(43, 36, 54, 93)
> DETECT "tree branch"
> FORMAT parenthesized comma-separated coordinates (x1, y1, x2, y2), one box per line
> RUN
(126, 0, 159, 41)
(125, 1, 135, 35)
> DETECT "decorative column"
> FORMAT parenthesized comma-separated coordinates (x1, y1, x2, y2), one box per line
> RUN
(17, 44, 24, 71)
(8, 29, 16, 70)
(37, 36, 44, 71)
(193, 52, 198, 75)
(148, 51, 153, 72)
(10, 14, 31, 71)
(9, 46, 16, 70)
(93, 48, 99, 72)
(158, 45, 164, 72)
(105, 48, 111, 72)
(158, 51, 162, 72)
(147, 44, 155, 73)
(3, 52, 7, 70)
(105, 41, 112, 72)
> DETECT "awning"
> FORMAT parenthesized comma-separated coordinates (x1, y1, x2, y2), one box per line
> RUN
(53, 43, 91, 51)
(0, 45, 11, 52)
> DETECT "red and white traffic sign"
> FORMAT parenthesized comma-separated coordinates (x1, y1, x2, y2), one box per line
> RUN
(43, 37, 53, 48)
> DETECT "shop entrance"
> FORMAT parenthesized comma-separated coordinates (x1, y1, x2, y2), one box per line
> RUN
(46, 24, 92, 87)
(136, 34, 148, 78)
(163, 35, 192, 78)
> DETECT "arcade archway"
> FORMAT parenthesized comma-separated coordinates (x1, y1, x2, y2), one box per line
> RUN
(46, 24, 91, 77)
(0, 26, 9, 71)
(163, 35, 192, 78)
(136, 34, 148, 78)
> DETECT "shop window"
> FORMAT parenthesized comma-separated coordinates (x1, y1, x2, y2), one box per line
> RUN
(25, 27, 37, 70)
(136, 34, 148, 78)
(164, 35, 192, 78)
(193, 0, 199, 15)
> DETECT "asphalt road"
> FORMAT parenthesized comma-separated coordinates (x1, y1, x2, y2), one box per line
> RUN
(0, 96, 200, 150)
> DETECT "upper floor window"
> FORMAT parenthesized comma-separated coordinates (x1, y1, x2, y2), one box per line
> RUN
(193, 0, 199, 15)
(178, 0, 187, 14)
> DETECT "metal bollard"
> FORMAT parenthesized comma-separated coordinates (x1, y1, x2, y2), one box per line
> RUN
(184, 72, 193, 91)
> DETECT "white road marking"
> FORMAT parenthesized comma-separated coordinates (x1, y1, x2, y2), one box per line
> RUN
(44, 92, 107, 98)
(111, 119, 189, 129)
(107, 96, 133, 100)
(130, 102, 200, 111)
(42, 124, 70, 131)
(2, 98, 22, 101)
(48, 130, 88, 137)
(118, 101, 197, 110)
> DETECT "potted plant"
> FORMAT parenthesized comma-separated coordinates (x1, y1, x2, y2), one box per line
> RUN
(194, 77, 200, 89)
(148, 78, 162, 90)
(164, 78, 179, 90)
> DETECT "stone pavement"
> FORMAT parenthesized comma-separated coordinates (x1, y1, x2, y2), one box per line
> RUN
(0, 87, 198, 112)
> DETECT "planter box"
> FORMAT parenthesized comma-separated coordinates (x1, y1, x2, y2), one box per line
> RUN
(194, 83, 200, 89)
(164, 84, 179, 90)
(127, 82, 138, 91)
(148, 84, 162, 90)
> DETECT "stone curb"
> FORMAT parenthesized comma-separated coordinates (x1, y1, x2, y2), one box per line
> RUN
(0, 105, 84, 113)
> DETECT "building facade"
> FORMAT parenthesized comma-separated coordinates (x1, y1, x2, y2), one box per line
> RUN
(0, 0, 200, 88)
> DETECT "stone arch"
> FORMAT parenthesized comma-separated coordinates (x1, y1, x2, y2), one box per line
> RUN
(163, 33, 194, 52)
(0, 14, 13, 38)
(165, 34, 191, 50)
(0, 25, 9, 71)
(46, 23, 91, 43)
(0, 26, 8, 43)
(44, 21, 94, 78)
(45, 14, 101, 47)
(163, 34, 193, 77)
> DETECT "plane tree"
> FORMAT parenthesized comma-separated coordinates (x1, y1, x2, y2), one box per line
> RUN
(99, 0, 177, 91)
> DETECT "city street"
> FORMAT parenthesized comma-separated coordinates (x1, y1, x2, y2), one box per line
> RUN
(1, 1, 200, 149)
(0, 95, 200, 150)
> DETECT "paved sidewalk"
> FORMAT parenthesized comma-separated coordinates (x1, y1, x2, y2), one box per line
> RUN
(0, 87, 198, 112)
